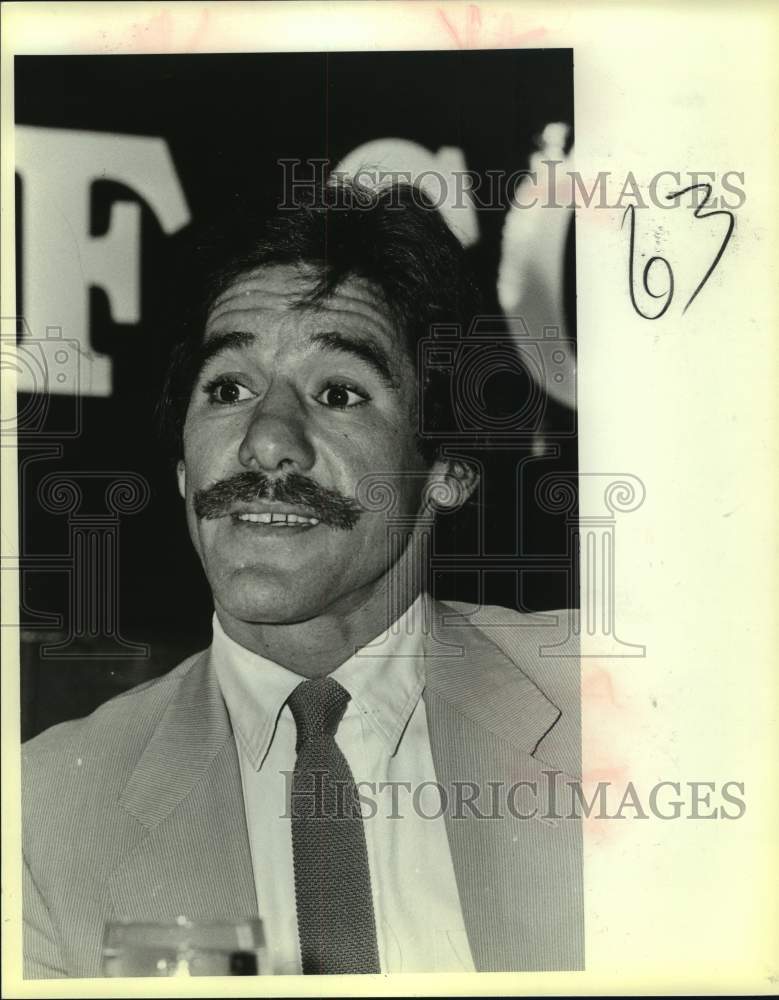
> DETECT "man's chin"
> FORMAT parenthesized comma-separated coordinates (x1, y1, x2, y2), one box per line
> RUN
(212, 571, 327, 626)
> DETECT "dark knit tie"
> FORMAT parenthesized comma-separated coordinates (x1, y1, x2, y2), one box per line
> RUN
(287, 677, 381, 975)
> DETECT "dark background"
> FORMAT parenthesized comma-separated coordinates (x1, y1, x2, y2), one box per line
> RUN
(15, 50, 577, 740)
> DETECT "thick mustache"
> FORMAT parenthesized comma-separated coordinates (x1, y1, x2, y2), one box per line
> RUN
(192, 471, 363, 529)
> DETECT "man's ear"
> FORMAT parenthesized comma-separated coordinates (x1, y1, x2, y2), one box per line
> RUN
(176, 459, 186, 500)
(424, 457, 479, 513)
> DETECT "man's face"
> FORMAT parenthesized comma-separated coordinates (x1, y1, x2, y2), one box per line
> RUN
(178, 264, 444, 626)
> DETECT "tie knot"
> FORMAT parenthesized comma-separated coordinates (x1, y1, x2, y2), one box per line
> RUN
(288, 677, 350, 749)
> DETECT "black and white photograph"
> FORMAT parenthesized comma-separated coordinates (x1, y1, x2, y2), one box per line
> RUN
(2, 2, 778, 995)
(14, 40, 582, 980)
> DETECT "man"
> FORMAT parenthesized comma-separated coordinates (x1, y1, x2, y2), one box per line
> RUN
(22, 181, 583, 978)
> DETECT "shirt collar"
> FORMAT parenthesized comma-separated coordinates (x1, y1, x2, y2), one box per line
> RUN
(212, 594, 427, 770)
(212, 615, 302, 771)
(331, 594, 426, 756)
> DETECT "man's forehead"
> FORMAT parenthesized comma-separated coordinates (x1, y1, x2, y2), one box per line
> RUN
(205, 264, 398, 342)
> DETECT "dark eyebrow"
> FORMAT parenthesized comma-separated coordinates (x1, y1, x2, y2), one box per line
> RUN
(194, 330, 256, 376)
(308, 331, 399, 389)
(193, 328, 400, 390)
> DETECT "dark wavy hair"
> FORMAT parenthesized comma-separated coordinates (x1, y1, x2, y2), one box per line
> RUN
(158, 178, 480, 463)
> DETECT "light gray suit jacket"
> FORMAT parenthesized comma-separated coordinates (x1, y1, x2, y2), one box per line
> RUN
(22, 601, 584, 978)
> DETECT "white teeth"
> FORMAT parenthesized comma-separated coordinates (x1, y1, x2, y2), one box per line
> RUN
(236, 512, 320, 526)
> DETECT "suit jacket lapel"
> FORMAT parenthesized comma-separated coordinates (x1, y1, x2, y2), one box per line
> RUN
(423, 602, 584, 972)
(108, 651, 258, 924)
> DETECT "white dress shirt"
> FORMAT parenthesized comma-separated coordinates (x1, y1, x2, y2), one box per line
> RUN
(212, 595, 475, 974)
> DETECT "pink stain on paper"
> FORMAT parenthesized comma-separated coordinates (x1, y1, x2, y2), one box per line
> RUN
(582, 663, 619, 708)
(138, 9, 175, 50)
(580, 660, 633, 845)
(90, 7, 213, 54)
(436, 4, 547, 49)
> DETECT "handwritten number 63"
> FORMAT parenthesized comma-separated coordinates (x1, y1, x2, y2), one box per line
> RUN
(622, 182, 735, 320)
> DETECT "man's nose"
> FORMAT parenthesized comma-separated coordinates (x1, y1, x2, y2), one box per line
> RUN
(237, 381, 316, 473)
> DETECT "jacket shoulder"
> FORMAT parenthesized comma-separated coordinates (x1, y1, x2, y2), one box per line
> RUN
(439, 601, 580, 740)
(24, 651, 204, 751)
(440, 600, 579, 660)
(441, 600, 578, 640)
(22, 651, 206, 806)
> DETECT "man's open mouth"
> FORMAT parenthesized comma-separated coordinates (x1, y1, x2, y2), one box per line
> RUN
(232, 511, 321, 527)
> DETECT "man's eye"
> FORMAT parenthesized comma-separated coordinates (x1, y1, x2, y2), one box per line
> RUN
(204, 377, 255, 405)
(315, 384, 369, 409)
